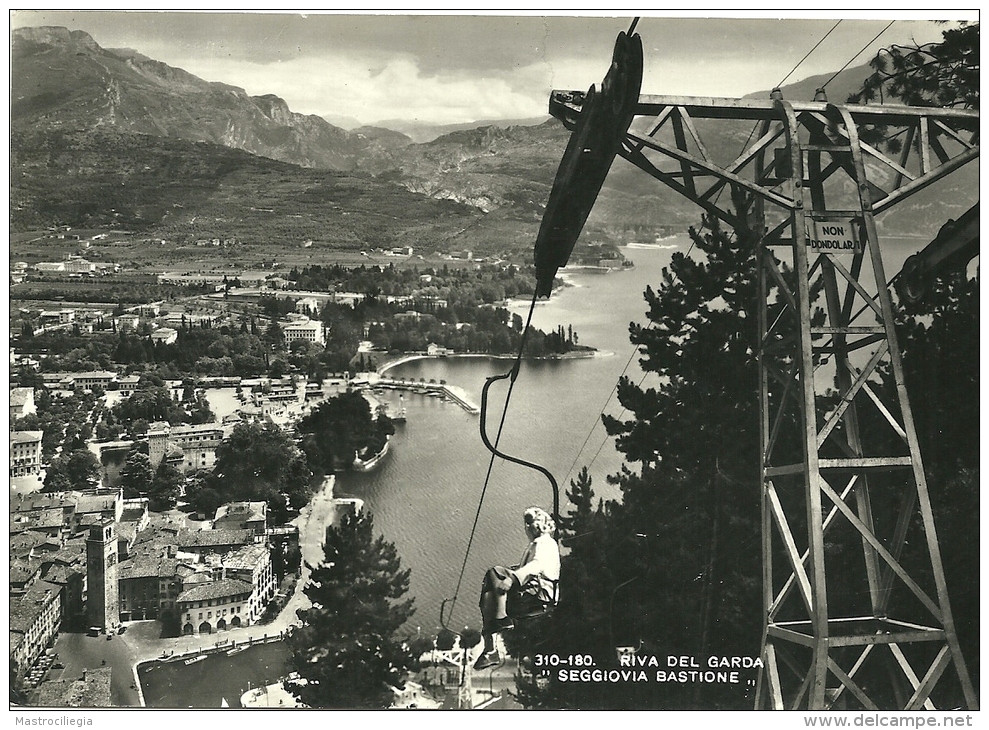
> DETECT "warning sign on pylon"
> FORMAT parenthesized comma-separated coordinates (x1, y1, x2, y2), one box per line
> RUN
(805, 217, 862, 255)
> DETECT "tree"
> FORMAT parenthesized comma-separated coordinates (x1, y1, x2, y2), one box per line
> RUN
(850, 22, 978, 110)
(515, 207, 768, 710)
(211, 422, 312, 522)
(297, 391, 393, 474)
(849, 22, 979, 150)
(850, 20, 980, 689)
(284, 510, 415, 708)
(119, 450, 154, 498)
(55, 449, 102, 491)
(264, 320, 284, 347)
(149, 460, 183, 511)
(184, 469, 223, 517)
(42, 462, 72, 493)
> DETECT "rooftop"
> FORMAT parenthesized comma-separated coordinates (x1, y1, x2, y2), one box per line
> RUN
(214, 501, 266, 524)
(221, 543, 269, 570)
(177, 528, 252, 549)
(11, 492, 74, 514)
(10, 430, 43, 444)
(9, 580, 61, 632)
(73, 492, 119, 514)
(117, 553, 180, 580)
(66, 370, 116, 379)
(41, 563, 84, 585)
(9, 557, 42, 587)
(35, 667, 112, 708)
(176, 578, 253, 603)
(120, 507, 147, 523)
(10, 530, 56, 554)
(10, 508, 65, 534)
(45, 540, 87, 567)
(10, 387, 34, 406)
(170, 423, 224, 435)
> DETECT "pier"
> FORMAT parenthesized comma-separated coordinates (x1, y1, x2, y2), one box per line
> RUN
(357, 373, 480, 415)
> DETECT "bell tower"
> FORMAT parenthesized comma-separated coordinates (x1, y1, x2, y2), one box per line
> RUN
(86, 520, 119, 631)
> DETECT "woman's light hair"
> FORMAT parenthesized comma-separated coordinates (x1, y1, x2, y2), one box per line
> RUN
(523, 506, 555, 536)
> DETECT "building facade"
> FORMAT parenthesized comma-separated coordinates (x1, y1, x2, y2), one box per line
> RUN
(283, 317, 325, 345)
(220, 543, 276, 624)
(147, 422, 224, 472)
(10, 580, 63, 677)
(117, 554, 182, 622)
(10, 430, 43, 477)
(150, 327, 178, 345)
(176, 578, 254, 635)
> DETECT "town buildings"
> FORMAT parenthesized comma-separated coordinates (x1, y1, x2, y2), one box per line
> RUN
(150, 327, 178, 345)
(10, 430, 43, 477)
(282, 315, 325, 346)
(147, 422, 225, 472)
(10, 386, 37, 420)
(35, 667, 112, 707)
(10, 579, 63, 678)
(116, 314, 140, 333)
(176, 578, 254, 635)
(213, 501, 267, 534)
(208, 542, 276, 625)
(8, 481, 290, 681)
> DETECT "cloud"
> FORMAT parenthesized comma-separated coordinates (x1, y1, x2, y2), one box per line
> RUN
(171, 50, 554, 126)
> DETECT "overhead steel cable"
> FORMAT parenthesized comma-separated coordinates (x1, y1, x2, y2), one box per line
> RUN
(821, 20, 895, 90)
(561, 18, 879, 489)
(778, 20, 843, 88)
(441, 288, 541, 629)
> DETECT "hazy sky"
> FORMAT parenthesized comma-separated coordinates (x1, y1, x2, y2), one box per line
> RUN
(10, 10, 974, 127)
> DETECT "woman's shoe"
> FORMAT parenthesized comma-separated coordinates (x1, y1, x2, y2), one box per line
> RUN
(473, 649, 501, 670)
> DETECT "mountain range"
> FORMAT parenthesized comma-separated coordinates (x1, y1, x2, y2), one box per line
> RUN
(10, 26, 976, 264)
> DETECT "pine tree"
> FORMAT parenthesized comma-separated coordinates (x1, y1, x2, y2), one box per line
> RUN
(850, 22, 978, 110)
(285, 510, 415, 708)
(517, 204, 771, 710)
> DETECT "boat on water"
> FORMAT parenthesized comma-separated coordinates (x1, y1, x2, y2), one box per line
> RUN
(225, 646, 248, 656)
(391, 395, 407, 423)
(352, 438, 390, 472)
(184, 655, 207, 665)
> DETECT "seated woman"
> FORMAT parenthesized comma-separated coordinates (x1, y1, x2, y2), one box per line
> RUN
(474, 506, 561, 670)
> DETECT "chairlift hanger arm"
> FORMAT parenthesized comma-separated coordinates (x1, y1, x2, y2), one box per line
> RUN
(895, 202, 979, 304)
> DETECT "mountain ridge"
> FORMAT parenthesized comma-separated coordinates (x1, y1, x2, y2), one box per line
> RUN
(10, 25, 975, 258)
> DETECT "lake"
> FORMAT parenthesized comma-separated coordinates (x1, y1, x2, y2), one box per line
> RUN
(335, 243, 682, 633)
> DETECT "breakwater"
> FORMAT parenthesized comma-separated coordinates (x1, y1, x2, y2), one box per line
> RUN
(358, 374, 480, 414)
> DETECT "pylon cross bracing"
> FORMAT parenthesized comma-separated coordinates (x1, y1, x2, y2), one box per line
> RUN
(548, 89, 979, 710)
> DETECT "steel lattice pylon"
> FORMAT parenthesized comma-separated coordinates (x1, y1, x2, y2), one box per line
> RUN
(548, 88, 978, 710)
